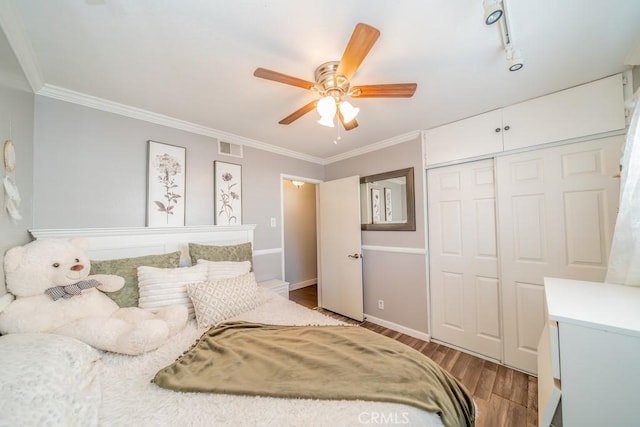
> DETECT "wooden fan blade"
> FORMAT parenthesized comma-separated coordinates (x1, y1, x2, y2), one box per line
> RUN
(337, 109, 359, 131)
(336, 23, 380, 80)
(350, 83, 417, 98)
(253, 68, 315, 90)
(279, 100, 318, 125)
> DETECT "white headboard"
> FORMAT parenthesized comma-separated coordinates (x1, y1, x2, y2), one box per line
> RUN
(29, 225, 256, 266)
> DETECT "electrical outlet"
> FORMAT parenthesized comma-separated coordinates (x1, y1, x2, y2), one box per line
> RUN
(270, 217, 276, 227)
(378, 299, 384, 310)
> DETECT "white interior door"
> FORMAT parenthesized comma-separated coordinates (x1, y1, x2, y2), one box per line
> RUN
(497, 136, 623, 373)
(317, 176, 364, 321)
(427, 159, 502, 360)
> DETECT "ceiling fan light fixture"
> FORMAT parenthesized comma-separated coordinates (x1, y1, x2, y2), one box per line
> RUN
(338, 101, 360, 123)
(483, 0, 504, 25)
(317, 95, 337, 117)
(317, 115, 335, 128)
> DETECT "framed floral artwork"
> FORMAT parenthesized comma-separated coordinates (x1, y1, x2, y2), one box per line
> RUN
(371, 188, 381, 224)
(214, 160, 242, 225)
(384, 187, 393, 221)
(146, 140, 186, 227)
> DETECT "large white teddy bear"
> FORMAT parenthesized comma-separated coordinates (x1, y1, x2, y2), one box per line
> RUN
(0, 238, 188, 355)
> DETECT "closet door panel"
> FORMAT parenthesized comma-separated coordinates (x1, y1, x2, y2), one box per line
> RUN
(497, 136, 622, 373)
(428, 159, 501, 360)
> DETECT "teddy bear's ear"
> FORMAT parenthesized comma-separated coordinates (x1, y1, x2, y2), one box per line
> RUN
(69, 238, 89, 252)
(4, 245, 26, 273)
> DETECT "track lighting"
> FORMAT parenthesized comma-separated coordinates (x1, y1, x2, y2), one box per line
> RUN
(506, 47, 524, 71)
(483, 0, 503, 25)
(484, 0, 524, 72)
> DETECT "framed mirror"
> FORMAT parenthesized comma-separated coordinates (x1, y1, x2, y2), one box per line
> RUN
(360, 167, 415, 231)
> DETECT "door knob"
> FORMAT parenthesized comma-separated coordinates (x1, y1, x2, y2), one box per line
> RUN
(348, 253, 362, 259)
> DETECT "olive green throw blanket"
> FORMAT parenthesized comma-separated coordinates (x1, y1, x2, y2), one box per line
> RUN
(153, 321, 475, 427)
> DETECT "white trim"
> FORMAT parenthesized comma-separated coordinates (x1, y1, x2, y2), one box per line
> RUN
(29, 224, 255, 239)
(289, 279, 317, 291)
(364, 314, 431, 342)
(35, 84, 325, 165)
(253, 247, 282, 257)
(323, 130, 421, 164)
(0, 1, 44, 92)
(361, 245, 427, 255)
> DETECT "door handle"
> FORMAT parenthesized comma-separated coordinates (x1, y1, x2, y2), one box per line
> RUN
(348, 253, 362, 259)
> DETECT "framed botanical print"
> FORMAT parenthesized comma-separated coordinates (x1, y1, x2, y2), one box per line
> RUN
(371, 188, 381, 224)
(214, 160, 242, 225)
(147, 140, 186, 227)
(384, 187, 393, 221)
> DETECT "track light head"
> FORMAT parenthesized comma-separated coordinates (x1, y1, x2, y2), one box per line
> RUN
(506, 47, 524, 71)
(483, 0, 504, 25)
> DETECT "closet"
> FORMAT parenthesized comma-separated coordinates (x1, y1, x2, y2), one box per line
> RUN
(425, 74, 627, 373)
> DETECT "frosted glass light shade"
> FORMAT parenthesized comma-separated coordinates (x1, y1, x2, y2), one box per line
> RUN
(317, 115, 335, 128)
(339, 101, 359, 123)
(316, 96, 337, 117)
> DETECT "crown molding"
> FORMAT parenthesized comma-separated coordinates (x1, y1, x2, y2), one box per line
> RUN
(322, 130, 421, 164)
(0, 1, 44, 93)
(36, 84, 325, 165)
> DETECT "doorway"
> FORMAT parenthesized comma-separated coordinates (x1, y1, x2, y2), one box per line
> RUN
(281, 176, 320, 293)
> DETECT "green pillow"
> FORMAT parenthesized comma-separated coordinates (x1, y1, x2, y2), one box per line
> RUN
(188, 242, 253, 270)
(90, 251, 181, 307)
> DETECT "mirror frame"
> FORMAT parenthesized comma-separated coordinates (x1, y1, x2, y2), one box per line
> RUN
(360, 167, 416, 231)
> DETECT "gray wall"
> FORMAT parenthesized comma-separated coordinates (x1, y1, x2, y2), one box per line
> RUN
(0, 29, 34, 296)
(283, 180, 317, 288)
(325, 135, 429, 334)
(32, 97, 324, 282)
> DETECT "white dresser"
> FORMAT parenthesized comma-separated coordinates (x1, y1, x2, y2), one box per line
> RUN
(538, 277, 640, 426)
(258, 279, 290, 300)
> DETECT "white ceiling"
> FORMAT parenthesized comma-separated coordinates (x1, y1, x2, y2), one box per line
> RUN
(2, 0, 640, 163)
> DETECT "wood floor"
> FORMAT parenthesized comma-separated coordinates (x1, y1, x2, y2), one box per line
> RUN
(289, 285, 538, 427)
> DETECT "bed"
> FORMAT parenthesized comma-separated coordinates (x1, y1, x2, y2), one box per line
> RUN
(0, 225, 475, 427)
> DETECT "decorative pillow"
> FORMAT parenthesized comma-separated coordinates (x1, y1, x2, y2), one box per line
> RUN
(90, 251, 181, 307)
(0, 333, 102, 426)
(186, 272, 260, 329)
(188, 242, 253, 269)
(137, 263, 208, 319)
(197, 259, 252, 281)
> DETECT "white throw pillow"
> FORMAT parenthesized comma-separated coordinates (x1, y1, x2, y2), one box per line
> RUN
(186, 272, 260, 329)
(196, 259, 252, 281)
(0, 333, 102, 426)
(137, 263, 208, 318)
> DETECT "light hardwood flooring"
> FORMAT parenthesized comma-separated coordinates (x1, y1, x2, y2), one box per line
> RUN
(289, 285, 538, 427)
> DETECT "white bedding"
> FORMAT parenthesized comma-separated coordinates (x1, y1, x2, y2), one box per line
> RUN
(97, 289, 444, 427)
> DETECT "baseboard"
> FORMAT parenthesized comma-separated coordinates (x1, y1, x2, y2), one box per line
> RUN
(363, 314, 431, 342)
(288, 279, 317, 291)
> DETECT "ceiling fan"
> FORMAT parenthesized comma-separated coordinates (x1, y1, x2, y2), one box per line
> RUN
(253, 23, 417, 131)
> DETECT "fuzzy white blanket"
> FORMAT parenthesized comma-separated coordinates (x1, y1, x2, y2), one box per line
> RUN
(98, 289, 443, 426)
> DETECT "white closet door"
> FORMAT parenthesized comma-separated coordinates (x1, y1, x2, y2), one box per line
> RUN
(427, 158, 502, 360)
(497, 136, 622, 373)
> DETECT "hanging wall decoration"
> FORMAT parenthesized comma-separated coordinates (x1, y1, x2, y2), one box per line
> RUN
(371, 188, 381, 224)
(147, 140, 186, 227)
(3, 138, 21, 222)
(384, 187, 393, 221)
(214, 160, 242, 225)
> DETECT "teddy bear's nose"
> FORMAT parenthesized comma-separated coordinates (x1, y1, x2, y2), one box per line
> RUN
(70, 264, 84, 271)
